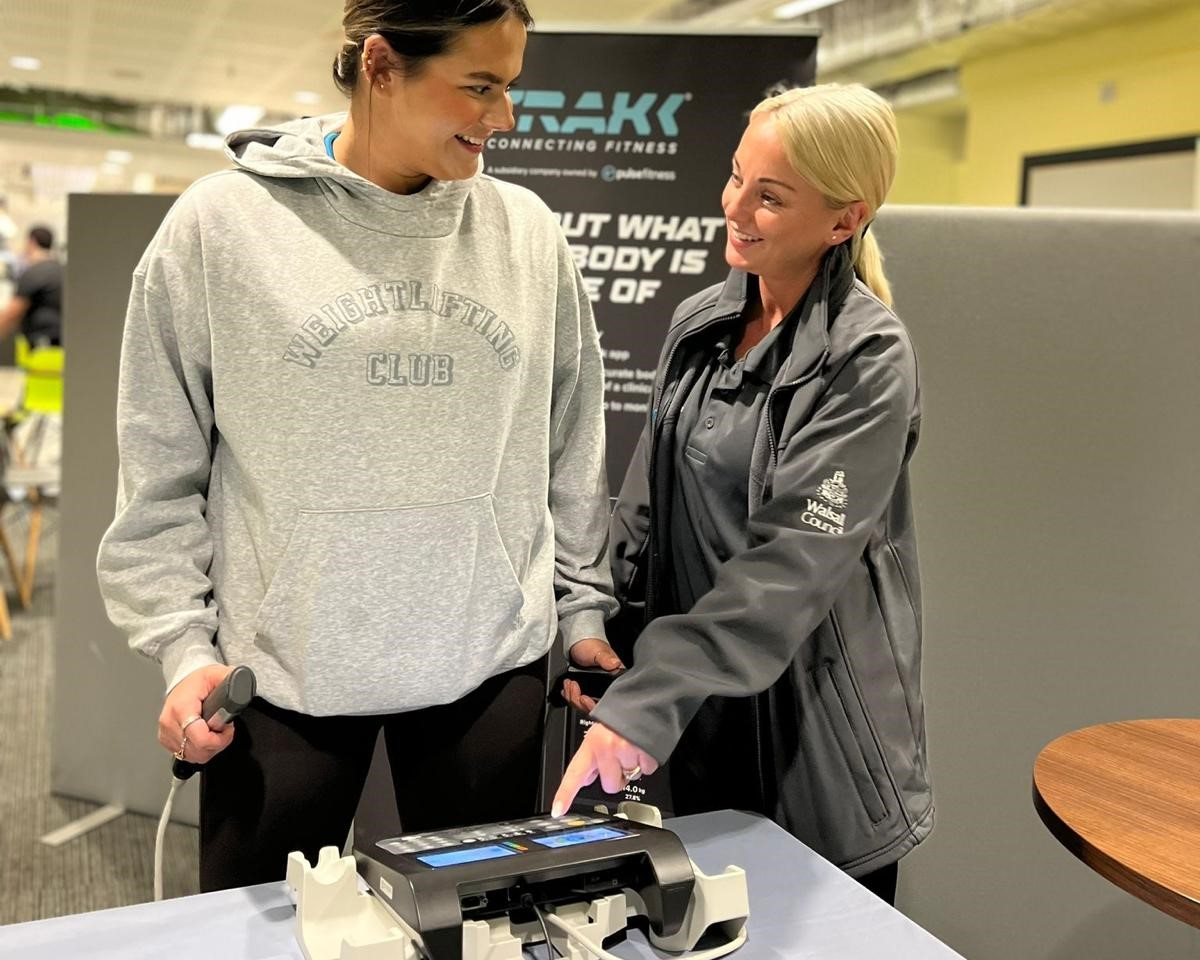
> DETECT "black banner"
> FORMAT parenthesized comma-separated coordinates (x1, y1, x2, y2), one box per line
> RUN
(489, 30, 816, 490)
(495, 32, 817, 816)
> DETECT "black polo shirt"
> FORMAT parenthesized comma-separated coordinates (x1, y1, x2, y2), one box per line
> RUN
(15, 258, 63, 346)
(667, 284, 809, 612)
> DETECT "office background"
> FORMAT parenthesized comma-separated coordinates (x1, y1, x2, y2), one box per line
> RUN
(0, 1, 1198, 958)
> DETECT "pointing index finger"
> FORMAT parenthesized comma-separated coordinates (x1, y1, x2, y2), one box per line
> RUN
(552, 743, 599, 817)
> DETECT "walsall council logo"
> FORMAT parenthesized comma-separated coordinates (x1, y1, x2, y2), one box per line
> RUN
(817, 470, 849, 510)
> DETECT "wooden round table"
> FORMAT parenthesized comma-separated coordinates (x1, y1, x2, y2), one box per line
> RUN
(1033, 719, 1200, 927)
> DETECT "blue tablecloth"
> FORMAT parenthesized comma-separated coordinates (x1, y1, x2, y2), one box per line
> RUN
(0, 811, 964, 959)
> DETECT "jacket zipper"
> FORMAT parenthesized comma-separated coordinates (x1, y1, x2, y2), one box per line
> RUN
(645, 310, 741, 614)
(752, 693, 769, 811)
(750, 268, 836, 808)
(759, 259, 836, 480)
(762, 363, 826, 474)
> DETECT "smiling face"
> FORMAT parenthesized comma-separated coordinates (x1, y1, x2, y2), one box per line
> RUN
(371, 14, 526, 188)
(721, 112, 858, 286)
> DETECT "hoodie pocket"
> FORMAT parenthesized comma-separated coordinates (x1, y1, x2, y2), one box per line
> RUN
(254, 493, 525, 713)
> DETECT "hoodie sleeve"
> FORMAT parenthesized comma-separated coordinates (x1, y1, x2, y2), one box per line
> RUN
(549, 236, 619, 655)
(589, 324, 919, 761)
(96, 206, 222, 692)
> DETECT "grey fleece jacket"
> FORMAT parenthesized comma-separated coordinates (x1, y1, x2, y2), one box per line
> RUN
(96, 113, 616, 715)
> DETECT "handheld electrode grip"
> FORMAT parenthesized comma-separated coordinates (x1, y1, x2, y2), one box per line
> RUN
(171, 665, 257, 781)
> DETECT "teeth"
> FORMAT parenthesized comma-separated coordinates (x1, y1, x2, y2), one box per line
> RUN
(458, 134, 485, 146)
(730, 227, 760, 242)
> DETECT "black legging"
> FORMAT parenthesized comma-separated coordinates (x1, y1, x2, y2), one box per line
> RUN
(198, 657, 546, 891)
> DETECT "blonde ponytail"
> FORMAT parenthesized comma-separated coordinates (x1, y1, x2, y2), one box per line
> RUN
(853, 229, 892, 307)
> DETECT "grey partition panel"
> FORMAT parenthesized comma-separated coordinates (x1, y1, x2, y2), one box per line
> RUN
(873, 207, 1200, 959)
(53, 194, 198, 823)
(51, 194, 1200, 950)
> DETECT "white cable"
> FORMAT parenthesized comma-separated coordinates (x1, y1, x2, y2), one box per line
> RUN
(154, 777, 184, 902)
(544, 911, 747, 960)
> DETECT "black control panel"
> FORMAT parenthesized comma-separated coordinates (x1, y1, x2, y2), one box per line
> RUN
(354, 812, 695, 960)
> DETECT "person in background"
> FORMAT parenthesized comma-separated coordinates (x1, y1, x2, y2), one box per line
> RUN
(0, 225, 63, 347)
(97, 0, 615, 892)
(0, 199, 18, 284)
(555, 83, 930, 907)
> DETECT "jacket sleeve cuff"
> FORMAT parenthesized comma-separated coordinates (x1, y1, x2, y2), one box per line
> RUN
(560, 608, 610, 657)
(588, 695, 675, 766)
(160, 629, 220, 694)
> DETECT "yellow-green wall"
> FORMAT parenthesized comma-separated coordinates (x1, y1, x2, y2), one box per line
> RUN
(888, 2, 1200, 205)
(891, 112, 964, 204)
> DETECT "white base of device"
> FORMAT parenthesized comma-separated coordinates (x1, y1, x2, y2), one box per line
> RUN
(286, 802, 750, 960)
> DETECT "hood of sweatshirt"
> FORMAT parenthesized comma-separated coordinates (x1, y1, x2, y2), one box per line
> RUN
(224, 112, 479, 238)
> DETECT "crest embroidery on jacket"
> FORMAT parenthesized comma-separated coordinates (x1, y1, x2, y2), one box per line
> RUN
(817, 470, 849, 510)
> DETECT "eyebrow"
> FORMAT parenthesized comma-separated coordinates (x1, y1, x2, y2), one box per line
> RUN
(466, 71, 519, 84)
(732, 154, 796, 192)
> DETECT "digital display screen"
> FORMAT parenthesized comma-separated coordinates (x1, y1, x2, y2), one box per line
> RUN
(532, 826, 631, 848)
(417, 845, 518, 868)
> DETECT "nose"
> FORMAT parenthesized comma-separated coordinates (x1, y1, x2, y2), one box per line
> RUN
(488, 91, 516, 133)
(723, 180, 750, 222)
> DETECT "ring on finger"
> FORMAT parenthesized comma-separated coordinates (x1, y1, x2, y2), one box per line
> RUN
(173, 735, 188, 761)
(621, 765, 642, 782)
(180, 714, 205, 734)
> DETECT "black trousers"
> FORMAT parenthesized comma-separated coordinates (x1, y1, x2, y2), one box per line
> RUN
(199, 658, 546, 892)
(856, 861, 899, 906)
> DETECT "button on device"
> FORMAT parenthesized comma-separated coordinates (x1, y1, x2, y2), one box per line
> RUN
(704, 416, 715, 429)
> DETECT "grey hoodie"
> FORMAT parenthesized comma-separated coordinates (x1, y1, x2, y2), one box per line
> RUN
(97, 113, 616, 715)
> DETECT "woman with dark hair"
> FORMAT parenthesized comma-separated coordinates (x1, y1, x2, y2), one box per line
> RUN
(98, 0, 615, 891)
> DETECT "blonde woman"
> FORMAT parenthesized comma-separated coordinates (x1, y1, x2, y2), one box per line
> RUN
(557, 84, 929, 904)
